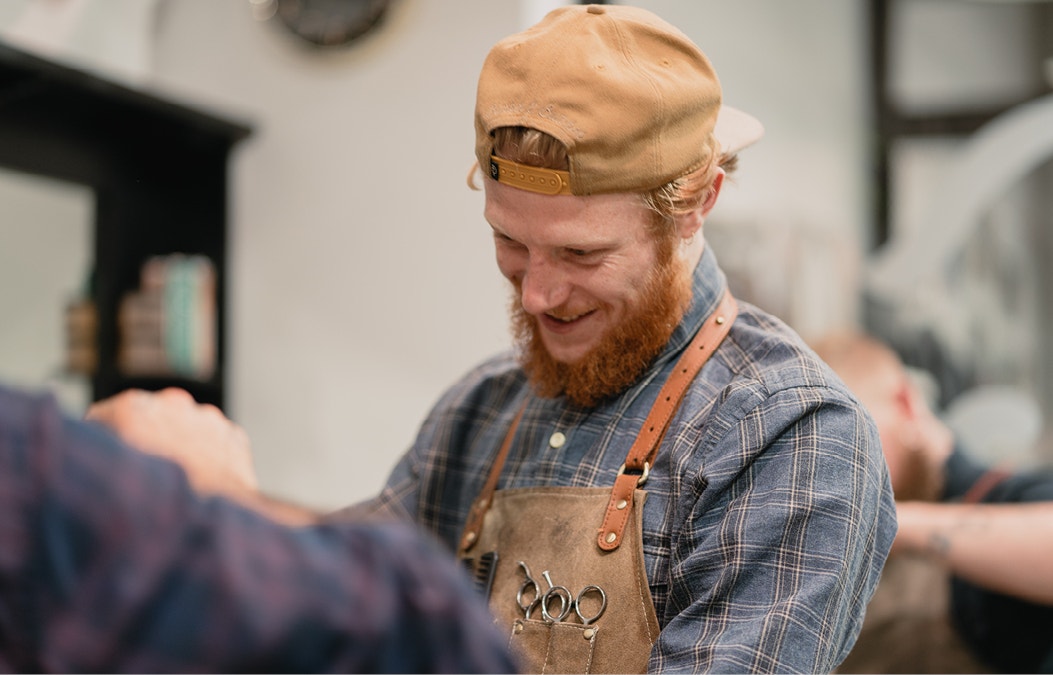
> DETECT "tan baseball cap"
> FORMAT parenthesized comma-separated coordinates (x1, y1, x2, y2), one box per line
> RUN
(475, 4, 763, 197)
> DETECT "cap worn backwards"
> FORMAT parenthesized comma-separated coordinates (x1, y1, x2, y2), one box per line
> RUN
(474, 4, 763, 197)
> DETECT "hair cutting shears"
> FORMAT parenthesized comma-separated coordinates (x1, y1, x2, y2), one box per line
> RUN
(515, 561, 607, 625)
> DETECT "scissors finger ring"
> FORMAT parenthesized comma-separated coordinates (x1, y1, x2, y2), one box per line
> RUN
(574, 584, 607, 625)
(540, 571, 572, 623)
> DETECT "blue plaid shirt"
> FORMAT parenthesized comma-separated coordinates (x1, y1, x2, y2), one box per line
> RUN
(365, 246, 897, 673)
(0, 386, 515, 674)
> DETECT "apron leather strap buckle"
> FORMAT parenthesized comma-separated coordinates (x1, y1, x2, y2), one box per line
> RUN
(617, 461, 650, 486)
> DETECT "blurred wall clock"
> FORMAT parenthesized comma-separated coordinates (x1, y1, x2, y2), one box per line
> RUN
(256, 0, 394, 49)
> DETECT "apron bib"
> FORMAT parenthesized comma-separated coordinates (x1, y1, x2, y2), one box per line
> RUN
(459, 292, 737, 673)
(463, 486, 658, 673)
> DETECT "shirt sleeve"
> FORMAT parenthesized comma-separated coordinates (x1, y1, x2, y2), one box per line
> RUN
(0, 386, 516, 674)
(652, 386, 897, 674)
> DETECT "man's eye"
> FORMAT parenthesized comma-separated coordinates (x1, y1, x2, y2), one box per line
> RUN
(567, 248, 605, 263)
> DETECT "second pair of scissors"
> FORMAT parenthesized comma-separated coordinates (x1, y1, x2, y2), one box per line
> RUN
(516, 561, 607, 625)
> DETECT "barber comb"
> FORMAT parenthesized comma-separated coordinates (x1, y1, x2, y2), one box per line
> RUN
(462, 550, 499, 599)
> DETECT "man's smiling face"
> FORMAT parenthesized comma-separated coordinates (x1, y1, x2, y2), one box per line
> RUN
(485, 178, 692, 407)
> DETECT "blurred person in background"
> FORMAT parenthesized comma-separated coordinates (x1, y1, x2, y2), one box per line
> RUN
(812, 330, 1053, 674)
(0, 384, 515, 674)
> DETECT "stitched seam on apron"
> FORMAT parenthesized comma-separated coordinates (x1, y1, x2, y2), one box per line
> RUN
(585, 628, 596, 673)
(543, 625, 556, 674)
(631, 498, 660, 644)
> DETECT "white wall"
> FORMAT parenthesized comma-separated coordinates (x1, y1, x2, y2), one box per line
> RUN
(147, 0, 524, 510)
(0, 0, 872, 511)
(0, 169, 93, 415)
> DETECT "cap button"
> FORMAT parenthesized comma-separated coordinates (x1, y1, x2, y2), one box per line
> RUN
(587, 5, 605, 14)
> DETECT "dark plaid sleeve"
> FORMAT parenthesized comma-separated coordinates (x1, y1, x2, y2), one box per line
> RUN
(0, 386, 516, 674)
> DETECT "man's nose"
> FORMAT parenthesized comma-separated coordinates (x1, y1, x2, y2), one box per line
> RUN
(519, 257, 569, 316)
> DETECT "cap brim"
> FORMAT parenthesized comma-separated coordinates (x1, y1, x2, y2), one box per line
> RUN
(714, 105, 764, 155)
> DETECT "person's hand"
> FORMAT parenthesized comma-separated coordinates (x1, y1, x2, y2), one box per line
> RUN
(85, 387, 258, 498)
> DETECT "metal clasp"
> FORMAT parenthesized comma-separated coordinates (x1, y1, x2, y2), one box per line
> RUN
(616, 461, 650, 487)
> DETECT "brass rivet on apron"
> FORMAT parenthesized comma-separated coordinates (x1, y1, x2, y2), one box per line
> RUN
(616, 499, 628, 510)
(464, 531, 477, 545)
(514, 620, 524, 634)
(549, 431, 566, 449)
(583, 628, 596, 640)
(605, 531, 617, 544)
(715, 315, 726, 325)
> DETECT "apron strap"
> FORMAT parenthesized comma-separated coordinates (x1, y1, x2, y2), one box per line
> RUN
(460, 402, 527, 553)
(961, 467, 1012, 504)
(598, 290, 738, 551)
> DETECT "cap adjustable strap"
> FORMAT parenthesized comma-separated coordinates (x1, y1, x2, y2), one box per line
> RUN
(489, 155, 572, 195)
(597, 291, 738, 551)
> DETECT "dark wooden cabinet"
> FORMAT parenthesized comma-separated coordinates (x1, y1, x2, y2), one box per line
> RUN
(0, 41, 252, 409)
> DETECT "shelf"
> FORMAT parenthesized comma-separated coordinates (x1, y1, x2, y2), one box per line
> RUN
(0, 40, 253, 409)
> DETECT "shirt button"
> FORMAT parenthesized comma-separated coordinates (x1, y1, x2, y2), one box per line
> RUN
(549, 431, 566, 449)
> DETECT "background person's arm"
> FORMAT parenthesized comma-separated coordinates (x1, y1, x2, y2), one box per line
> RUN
(894, 500, 1053, 605)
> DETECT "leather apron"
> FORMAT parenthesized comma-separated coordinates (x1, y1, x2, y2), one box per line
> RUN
(458, 292, 737, 674)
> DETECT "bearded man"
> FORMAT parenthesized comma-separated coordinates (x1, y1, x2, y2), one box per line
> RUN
(349, 5, 896, 673)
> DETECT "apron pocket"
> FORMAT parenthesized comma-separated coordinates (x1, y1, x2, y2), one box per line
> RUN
(509, 619, 600, 674)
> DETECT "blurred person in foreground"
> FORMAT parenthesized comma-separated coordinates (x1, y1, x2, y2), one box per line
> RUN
(0, 384, 515, 673)
(94, 5, 896, 673)
(812, 330, 1053, 673)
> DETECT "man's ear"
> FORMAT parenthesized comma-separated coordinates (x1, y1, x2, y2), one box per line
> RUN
(896, 376, 926, 421)
(676, 169, 725, 240)
(701, 168, 725, 217)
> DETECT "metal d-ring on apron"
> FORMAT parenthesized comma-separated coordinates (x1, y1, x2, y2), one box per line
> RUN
(459, 291, 738, 674)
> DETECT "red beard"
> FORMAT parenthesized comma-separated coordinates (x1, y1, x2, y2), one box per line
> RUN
(510, 251, 693, 409)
